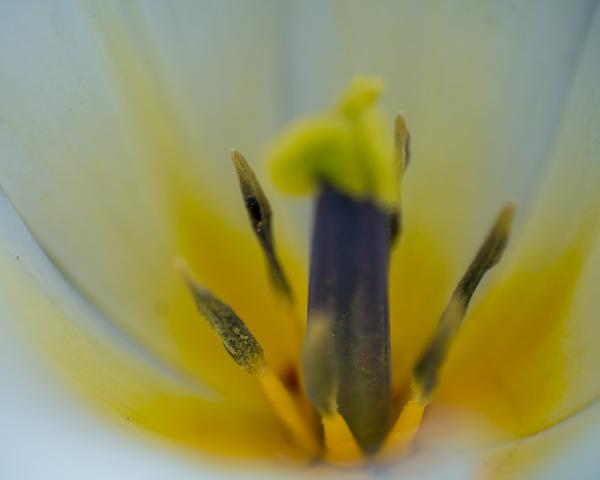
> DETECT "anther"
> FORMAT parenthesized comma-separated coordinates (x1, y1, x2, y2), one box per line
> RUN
(414, 203, 516, 400)
(389, 114, 411, 245)
(178, 261, 320, 455)
(178, 260, 265, 374)
(394, 113, 411, 171)
(231, 150, 294, 302)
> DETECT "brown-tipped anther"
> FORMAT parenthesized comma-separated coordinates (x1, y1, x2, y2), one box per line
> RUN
(389, 114, 411, 245)
(177, 264, 320, 455)
(394, 113, 411, 171)
(414, 203, 516, 400)
(231, 149, 294, 301)
(178, 261, 265, 374)
(456, 203, 515, 304)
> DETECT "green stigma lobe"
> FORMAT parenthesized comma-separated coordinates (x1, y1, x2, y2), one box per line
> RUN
(267, 77, 400, 207)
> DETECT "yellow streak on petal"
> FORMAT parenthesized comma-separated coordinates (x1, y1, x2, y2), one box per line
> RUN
(2, 254, 299, 460)
(258, 368, 320, 456)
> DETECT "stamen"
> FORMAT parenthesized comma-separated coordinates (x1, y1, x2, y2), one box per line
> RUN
(178, 262, 320, 455)
(394, 113, 411, 172)
(231, 150, 294, 302)
(321, 411, 363, 462)
(414, 203, 516, 400)
(305, 185, 393, 454)
(383, 205, 515, 457)
(179, 262, 264, 374)
(382, 392, 425, 457)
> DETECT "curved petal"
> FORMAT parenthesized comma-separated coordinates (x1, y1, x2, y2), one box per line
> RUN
(409, 397, 600, 478)
(480, 399, 600, 479)
(0, 190, 297, 462)
(434, 4, 600, 441)
(0, 1, 300, 395)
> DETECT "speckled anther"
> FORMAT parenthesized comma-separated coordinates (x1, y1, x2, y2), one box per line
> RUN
(177, 77, 515, 461)
(231, 149, 293, 301)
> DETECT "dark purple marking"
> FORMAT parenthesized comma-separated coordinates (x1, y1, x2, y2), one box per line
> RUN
(305, 184, 392, 453)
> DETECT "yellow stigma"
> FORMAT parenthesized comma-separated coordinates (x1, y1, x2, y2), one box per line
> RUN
(267, 77, 400, 207)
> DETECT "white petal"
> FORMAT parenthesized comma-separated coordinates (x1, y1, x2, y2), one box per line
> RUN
(510, 0, 600, 427)
(0, 191, 208, 479)
(525, 402, 600, 479)
(480, 399, 600, 479)
(0, 184, 298, 461)
(0, 1, 288, 394)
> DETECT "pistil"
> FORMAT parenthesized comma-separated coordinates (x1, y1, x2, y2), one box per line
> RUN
(305, 184, 394, 453)
(267, 78, 406, 455)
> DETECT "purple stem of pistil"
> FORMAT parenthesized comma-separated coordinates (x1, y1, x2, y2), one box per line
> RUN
(306, 184, 392, 453)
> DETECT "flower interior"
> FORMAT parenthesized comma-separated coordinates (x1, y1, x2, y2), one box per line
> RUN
(174, 78, 515, 463)
(4, 6, 599, 474)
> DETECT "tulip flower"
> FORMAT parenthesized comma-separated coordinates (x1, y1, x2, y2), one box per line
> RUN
(0, 1, 599, 479)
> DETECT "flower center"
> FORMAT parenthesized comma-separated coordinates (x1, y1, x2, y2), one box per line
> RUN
(180, 78, 514, 464)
